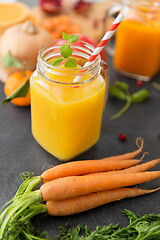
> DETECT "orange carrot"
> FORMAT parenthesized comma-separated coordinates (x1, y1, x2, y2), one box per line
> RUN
(46, 187, 159, 216)
(91, 159, 160, 177)
(41, 159, 141, 182)
(101, 137, 144, 161)
(40, 171, 160, 201)
(41, 138, 144, 182)
(122, 159, 160, 173)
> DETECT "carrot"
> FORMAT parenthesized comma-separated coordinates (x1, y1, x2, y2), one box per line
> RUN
(40, 171, 160, 201)
(91, 159, 160, 176)
(122, 159, 160, 173)
(101, 137, 144, 161)
(43, 156, 155, 183)
(1, 162, 160, 239)
(46, 187, 160, 216)
(41, 138, 144, 182)
(41, 159, 141, 182)
(42, 158, 143, 182)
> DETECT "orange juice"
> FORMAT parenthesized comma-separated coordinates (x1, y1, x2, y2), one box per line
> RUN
(114, 1, 160, 81)
(0, 2, 29, 36)
(30, 41, 107, 161)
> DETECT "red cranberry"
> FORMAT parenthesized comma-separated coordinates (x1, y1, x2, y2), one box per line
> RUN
(119, 134, 127, 142)
(136, 80, 143, 87)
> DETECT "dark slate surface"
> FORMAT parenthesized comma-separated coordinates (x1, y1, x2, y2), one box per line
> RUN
(0, 0, 160, 237)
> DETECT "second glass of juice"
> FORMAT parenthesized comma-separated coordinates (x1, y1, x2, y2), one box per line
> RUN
(114, 0, 160, 81)
(30, 40, 108, 161)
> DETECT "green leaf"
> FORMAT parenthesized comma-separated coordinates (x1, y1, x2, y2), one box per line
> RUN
(60, 44, 73, 58)
(1, 51, 21, 69)
(111, 95, 132, 120)
(1, 80, 30, 105)
(131, 89, 149, 103)
(62, 32, 69, 41)
(50, 58, 63, 66)
(68, 35, 79, 43)
(109, 84, 127, 101)
(64, 58, 77, 68)
(115, 81, 129, 91)
(152, 82, 160, 91)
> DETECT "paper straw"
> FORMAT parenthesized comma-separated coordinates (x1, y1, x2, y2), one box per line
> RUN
(73, 12, 125, 82)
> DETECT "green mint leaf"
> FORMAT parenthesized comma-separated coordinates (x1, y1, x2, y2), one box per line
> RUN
(1, 80, 29, 105)
(64, 58, 77, 68)
(60, 44, 73, 58)
(1, 51, 21, 69)
(115, 81, 129, 91)
(109, 84, 127, 101)
(68, 35, 79, 43)
(131, 89, 149, 103)
(50, 58, 63, 66)
(62, 32, 69, 41)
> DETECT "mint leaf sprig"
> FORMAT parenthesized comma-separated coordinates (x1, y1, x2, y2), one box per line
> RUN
(109, 81, 149, 120)
(51, 32, 79, 68)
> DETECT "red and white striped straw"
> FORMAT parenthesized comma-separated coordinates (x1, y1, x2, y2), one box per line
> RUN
(73, 12, 125, 82)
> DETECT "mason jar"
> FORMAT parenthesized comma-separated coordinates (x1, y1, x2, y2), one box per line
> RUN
(30, 40, 108, 161)
(106, 0, 160, 81)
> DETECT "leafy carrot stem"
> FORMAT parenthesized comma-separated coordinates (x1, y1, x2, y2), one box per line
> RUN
(0, 190, 43, 239)
(15, 176, 42, 197)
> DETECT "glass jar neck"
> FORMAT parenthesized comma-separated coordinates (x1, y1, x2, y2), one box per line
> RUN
(37, 39, 102, 86)
(127, 0, 160, 12)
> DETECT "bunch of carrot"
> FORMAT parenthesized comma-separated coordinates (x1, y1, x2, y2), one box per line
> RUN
(0, 137, 160, 239)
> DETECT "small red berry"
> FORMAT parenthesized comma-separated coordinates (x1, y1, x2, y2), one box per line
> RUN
(119, 134, 127, 142)
(136, 80, 143, 87)
(158, 134, 160, 139)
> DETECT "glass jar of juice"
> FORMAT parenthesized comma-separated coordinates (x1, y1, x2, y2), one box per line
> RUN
(0, 2, 29, 36)
(30, 40, 108, 161)
(106, 0, 160, 81)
